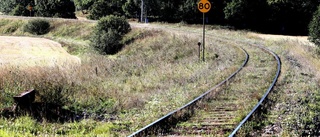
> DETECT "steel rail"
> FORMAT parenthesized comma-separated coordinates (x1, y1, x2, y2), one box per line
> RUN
(127, 22, 281, 136)
(0, 15, 281, 136)
(128, 45, 249, 137)
(182, 30, 281, 136)
(229, 44, 281, 137)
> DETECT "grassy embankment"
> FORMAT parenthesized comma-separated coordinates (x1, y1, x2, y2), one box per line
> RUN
(1, 17, 320, 136)
(250, 35, 320, 136)
(222, 31, 320, 136)
(155, 24, 320, 136)
(0, 17, 245, 136)
(160, 26, 278, 136)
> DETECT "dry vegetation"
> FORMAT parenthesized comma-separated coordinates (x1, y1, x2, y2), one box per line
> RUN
(248, 36, 320, 136)
(0, 36, 80, 69)
(152, 23, 320, 136)
(0, 16, 319, 136)
(0, 17, 245, 136)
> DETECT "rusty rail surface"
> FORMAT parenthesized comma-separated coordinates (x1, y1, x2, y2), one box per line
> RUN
(128, 46, 249, 137)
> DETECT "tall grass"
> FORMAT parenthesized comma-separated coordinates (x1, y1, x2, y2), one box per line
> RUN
(232, 34, 320, 136)
(0, 17, 245, 136)
(0, 19, 24, 34)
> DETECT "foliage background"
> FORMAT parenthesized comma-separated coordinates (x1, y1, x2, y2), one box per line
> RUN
(0, 0, 319, 36)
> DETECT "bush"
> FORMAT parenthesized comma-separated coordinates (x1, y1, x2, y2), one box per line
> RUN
(91, 15, 131, 54)
(23, 19, 50, 35)
(96, 15, 131, 35)
(309, 5, 320, 47)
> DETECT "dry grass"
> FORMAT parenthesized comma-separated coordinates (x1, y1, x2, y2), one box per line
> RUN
(241, 32, 320, 136)
(2, 16, 319, 136)
(0, 36, 80, 68)
(163, 23, 320, 136)
(0, 17, 246, 136)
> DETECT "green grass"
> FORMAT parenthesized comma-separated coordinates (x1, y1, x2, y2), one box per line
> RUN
(0, 17, 245, 136)
(2, 16, 319, 136)
(258, 39, 320, 136)
(160, 22, 320, 136)
(0, 19, 24, 34)
(0, 116, 119, 136)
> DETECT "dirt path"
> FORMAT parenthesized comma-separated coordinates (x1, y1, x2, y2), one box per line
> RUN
(0, 36, 80, 68)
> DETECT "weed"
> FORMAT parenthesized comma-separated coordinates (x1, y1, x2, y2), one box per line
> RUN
(3, 17, 317, 136)
(1, 20, 23, 34)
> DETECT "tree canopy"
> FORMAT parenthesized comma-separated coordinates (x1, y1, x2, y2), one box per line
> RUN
(309, 5, 320, 47)
(0, 0, 319, 37)
(0, 0, 76, 18)
(35, 0, 76, 18)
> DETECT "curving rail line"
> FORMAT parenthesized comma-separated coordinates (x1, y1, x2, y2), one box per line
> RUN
(197, 33, 282, 136)
(128, 25, 281, 136)
(229, 44, 281, 136)
(180, 27, 282, 136)
(206, 30, 282, 136)
(128, 45, 249, 136)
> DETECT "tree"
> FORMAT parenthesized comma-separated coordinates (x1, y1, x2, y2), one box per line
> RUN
(122, 0, 139, 18)
(35, 0, 76, 18)
(10, 4, 29, 16)
(74, 0, 94, 13)
(309, 5, 320, 46)
(88, 0, 126, 20)
(0, 0, 33, 16)
(207, 0, 227, 24)
(224, 0, 268, 30)
(0, 0, 17, 14)
(177, 0, 199, 23)
(157, 0, 181, 22)
(267, 0, 320, 35)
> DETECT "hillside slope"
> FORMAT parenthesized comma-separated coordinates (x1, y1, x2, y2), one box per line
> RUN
(0, 36, 80, 68)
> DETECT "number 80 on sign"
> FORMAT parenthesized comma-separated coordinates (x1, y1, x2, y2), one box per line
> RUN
(198, 0, 211, 13)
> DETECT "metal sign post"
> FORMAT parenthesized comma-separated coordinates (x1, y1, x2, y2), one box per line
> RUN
(198, 0, 211, 62)
(202, 13, 205, 62)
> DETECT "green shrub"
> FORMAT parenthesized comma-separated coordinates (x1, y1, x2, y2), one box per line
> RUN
(309, 5, 320, 47)
(90, 15, 131, 54)
(23, 19, 50, 35)
(95, 15, 131, 35)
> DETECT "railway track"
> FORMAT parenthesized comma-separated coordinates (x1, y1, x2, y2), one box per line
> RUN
(127, 32, 249, 136)
(0, 15, 282, 136)
(162, 40, 280, 136)
(128, 24, 281, 137)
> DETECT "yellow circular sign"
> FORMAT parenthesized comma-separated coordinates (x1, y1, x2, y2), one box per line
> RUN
(198, 0, 211, 13)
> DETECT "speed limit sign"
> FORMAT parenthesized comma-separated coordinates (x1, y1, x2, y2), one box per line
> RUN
(198, 0, 211, 13)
